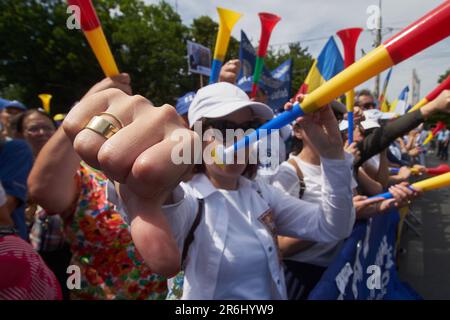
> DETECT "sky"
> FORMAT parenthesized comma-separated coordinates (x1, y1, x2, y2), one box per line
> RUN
(145, 0, 450, 104)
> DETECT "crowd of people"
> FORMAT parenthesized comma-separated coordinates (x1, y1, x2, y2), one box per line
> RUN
(1, 59, 450, 300)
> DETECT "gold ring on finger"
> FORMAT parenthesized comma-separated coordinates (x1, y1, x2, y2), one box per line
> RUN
(85, 115, 120, 139)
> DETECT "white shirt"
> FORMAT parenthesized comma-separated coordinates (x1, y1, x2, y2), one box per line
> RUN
(363, 154, 380, 171)
(159, 156, 354, 300)
(215, 189, 272, 299)
(262, 153, 357, 267)
(443, 130, 450, 141)
(389, 142, 402, 161)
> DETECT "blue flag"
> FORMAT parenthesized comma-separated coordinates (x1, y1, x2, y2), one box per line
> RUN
(308, 208, 422, 300)
(237, 30, 292, 111)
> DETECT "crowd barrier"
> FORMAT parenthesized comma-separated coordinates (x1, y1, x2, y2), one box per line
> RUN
(308, 208, 422, 300)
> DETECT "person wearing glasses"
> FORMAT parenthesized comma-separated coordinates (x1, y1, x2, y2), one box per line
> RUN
(13, 109, 56, 158)
(356, 89, 377, 110)
(62, 81, 356, 299)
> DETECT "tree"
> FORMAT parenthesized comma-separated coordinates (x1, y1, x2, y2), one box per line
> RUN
(0, 0, 312, 113)
(0, 0, 96, 112)
(426, 68, 450, 128)
(265, 42, 313, 96)
(189, 16, 239, 67)
(438, 68, 450, 83)
(103, 0, 192, 106)
(0, 0, 193, 113)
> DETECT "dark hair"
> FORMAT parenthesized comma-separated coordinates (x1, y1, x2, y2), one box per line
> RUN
(13, 109, 56, 135)
(290, 123, 304, 156)
(356, 89, 374, 100)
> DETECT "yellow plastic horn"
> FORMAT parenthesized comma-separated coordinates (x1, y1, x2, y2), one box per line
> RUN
(214, 7, 242, 61)
(412, 172, 450, 192)
(53, 113, 66, 122)
(38, 94, 52, 114)
(209, 7, 242, 84)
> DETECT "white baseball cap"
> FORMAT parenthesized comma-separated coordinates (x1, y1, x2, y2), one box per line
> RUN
(339, 120, 349, 132)
(363, 109, 382, 122)
(188, 82, 274, 128)
(361, 119, 380, 130)
(379, 112, 397, 120)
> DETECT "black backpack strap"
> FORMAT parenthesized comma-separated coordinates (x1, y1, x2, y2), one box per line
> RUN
(287, 158, 306, 199)
(181, 198, 204, 269)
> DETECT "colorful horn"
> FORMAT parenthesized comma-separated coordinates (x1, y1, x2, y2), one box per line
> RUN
(389, 167, 420, 175)
(38, 94, 52, 114)
(423, 120, 446, 145)
(67, 0, 119, 77)
(336, 27, 363, 144)
(217, 1, 450, 161)
(209, 7, 242, 84)
(408, 74, 450, 113)
(53, 113, 67, 122)
(427, 164, 450, 175)
(371, 172, 450, 199)
(390, 164, 450, 176)
(250, 12, 281, 98)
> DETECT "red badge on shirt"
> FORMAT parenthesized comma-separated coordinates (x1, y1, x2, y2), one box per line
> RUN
(258, 209, 282, 263)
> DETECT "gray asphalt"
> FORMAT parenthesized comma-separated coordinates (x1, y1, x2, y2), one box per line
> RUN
(398, 152, 450, 299)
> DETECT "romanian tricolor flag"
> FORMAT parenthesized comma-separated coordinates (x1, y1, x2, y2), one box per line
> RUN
(379, 68, 393, 112)
(296, 37, 344, 96)
(390, 86, 409, 115)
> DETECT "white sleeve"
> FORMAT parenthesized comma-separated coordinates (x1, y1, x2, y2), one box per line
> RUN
(0, 182, 6, 207)
(106, 181, 198, 250)
(265, 155, 355, 242)
(257, 162, 300, 198)
(269, 162, 301, 198)
(161, 184, 198, 250)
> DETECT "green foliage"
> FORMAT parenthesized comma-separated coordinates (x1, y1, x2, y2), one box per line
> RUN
(438, 68, 450, 84)
(0, 0, 312, 114)
(426, 68, 450, 127)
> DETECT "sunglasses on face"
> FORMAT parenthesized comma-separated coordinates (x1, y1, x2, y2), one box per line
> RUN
(361, 102, 376, 109)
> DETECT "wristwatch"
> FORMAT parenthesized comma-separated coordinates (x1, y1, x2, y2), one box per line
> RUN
(0, 225, 19, 237)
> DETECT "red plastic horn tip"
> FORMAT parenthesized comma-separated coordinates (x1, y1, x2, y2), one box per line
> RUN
(257, 12, 281, 56)
(336, 28, 363, 39)
(67, 0, 100, 31)
(383, 1, 450, 64)
(426, 75, 450, 101)
(427, 164, 450, 175)
(250, 84, 258, 99)
(258, 12, 282, 23)
(336, 28, 363, 67)
(432, 121, 446, 135)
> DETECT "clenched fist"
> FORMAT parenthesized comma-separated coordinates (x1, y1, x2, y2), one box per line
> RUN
(63, 88, 200, 277)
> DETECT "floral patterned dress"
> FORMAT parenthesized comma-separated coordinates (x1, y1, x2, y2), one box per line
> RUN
(65, 163, 167, 300)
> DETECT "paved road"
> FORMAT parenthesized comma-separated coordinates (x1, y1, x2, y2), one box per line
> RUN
(398, 153, 450, 299)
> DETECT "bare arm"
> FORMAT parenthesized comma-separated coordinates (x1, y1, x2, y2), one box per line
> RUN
(278, 236, 315, 258)
(27, 127, 80, 214)
(28, 73, 133, 215)
(356, 167, 383, 196)
(376, 150, 390, 188)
